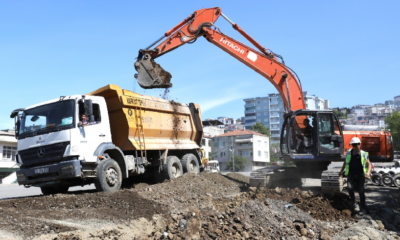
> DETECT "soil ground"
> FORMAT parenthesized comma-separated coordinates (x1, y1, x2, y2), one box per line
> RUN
(0, 172, 399, 239)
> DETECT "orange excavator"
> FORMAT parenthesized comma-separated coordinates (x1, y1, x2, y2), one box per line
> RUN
(133, 7, 393, 192)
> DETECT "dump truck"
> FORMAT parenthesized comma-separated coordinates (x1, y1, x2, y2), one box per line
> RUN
(10, 84, 204, 194)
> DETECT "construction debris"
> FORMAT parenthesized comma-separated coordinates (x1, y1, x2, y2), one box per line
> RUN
(0, 172, 399, 239)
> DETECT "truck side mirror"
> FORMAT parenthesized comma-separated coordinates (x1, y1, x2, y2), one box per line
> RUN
(15, 118, 20, 139)
(84, 99, 93, 116)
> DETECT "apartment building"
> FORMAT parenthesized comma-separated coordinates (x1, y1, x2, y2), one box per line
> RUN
(395, 95, 400, 107)
(243, 94, 284, 144)
(212, 129, 269, 172)
(303, 91, 326, 110)
(202, 135, 213, 160)
(202, 119, 224, 137)
(0, 130, 18, 179)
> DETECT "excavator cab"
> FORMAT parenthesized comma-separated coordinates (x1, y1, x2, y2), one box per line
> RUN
(280, 110, 344, 163)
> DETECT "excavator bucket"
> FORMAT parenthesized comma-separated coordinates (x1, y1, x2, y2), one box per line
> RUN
(134, 54, 172, 89)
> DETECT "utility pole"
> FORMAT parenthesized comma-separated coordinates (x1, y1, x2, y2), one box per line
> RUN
(230, 136, 235, 172)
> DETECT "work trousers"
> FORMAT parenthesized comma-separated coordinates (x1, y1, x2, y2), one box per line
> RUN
(347, 174, 366, 208)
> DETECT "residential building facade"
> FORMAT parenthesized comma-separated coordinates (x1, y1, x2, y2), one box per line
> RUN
(395, 95, 400, 107)
(303, 91, 326, 110)
(212, 129, 270, 172)
(202, 135, 213, 160)
(0, 130, 18, 179)
(243, 94, 284, 144)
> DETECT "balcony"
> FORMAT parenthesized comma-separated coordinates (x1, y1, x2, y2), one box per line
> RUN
(269, 108, 279, 112)
(270, 101, 279, 105)
(244, 103, 255, 107)
(272, 134, 280, 138)
(245, 109, 256, 113)
(245, 116, 256, 120)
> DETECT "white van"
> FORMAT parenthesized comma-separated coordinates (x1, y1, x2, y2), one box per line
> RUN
(205, 160, 220, 173)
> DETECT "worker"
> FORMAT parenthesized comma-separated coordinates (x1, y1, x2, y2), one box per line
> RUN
(339, 137, 372, 214)
(79, 114, 95, 126)
(301, 119, 313, 137)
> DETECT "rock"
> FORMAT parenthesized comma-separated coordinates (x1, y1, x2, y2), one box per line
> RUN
(154, 232, 163, 239)
(168, 233, 174, 240)
(300, 228, 308, 236)
(264, 200, 270, 206)
(244, 223, 252, 230)
(375, 220, 385, 231)
(180, 219, 187, 228)
(342, 209, 351, 218)
(206, 193, 213, 197)
(320, 233, 331, 240)
(243, 231, 250, 239)
(163, 232, 169, 238)
(275, 187, 281, 194)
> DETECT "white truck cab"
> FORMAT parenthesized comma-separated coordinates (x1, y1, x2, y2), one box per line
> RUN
(11, 95, 117, 194)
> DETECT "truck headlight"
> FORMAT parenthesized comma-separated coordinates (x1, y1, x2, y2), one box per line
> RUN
(17, 174, 26, 182)
(61, 165, 75, 176)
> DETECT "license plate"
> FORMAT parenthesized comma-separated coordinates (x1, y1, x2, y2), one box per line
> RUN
(34, 167, 49, 174)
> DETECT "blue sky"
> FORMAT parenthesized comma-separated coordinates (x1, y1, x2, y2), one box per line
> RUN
(1, 1, 399, 130)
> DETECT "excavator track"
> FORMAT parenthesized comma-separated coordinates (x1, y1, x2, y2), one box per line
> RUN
(321, 167, 345, 194)
(250, 166, 304, 189)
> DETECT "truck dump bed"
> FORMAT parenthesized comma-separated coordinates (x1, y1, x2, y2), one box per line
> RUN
(89, 84, 203, 151)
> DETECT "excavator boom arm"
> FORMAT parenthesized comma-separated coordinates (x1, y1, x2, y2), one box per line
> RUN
(135, 7, 305, 111)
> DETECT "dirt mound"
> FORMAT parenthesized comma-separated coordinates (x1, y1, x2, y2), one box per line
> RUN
(0, 173, 365, 239)
(0, 190, 168, 239)
(247, 187, 353, 221)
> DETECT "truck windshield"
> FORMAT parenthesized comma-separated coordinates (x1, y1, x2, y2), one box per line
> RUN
(19, 100, 75, 138)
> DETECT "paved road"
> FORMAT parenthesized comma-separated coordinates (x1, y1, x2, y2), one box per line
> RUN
(0, 184, 95, 200)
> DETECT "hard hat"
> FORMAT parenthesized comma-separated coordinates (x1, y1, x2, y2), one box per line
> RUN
(350, 137, 361, 145)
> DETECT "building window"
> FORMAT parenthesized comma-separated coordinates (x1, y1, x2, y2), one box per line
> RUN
(2, 146, 17, 161)
(202, 139, 206, 145)
(264, 141, 268, 147)
(264, 151, 268, 158)
(214, 142, 218, 148)
(242, 151, 250, 156)
(220, 152, 223, 157)
(220, 142, 225, 147)
(258, 151, 261, 156)
(258, 140, 261, 147)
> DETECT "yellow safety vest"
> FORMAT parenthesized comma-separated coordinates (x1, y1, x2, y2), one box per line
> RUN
(344, 149, 368, 176)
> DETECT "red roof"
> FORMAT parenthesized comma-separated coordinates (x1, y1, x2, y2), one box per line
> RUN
(214, 129, 268, 137)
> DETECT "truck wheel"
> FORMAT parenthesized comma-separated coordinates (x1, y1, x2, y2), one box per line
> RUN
(382, 173, 394, 187)
(393, 174, 400, 188)
(162, 156, 183, 180)
(181, 153, 199, 173)
(371, 173, 382, 186)
(41, 186, 69, 195)
(95, 159, 122, 192)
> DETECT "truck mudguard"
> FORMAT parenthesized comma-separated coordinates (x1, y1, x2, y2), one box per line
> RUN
(94, 142, 128, 178)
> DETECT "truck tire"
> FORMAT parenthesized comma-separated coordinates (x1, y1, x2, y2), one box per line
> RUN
(41, 186, 69, 195)
(382, 173, 394, 187)
(162, 156, 183, 180)
(393, 174, 400, 188)
(181, 153, 199, 174)
(371, 173, 382, 186)
(95, 158, 122, 192)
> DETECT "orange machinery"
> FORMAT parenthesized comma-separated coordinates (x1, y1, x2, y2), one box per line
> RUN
(133, 7, 393, 188)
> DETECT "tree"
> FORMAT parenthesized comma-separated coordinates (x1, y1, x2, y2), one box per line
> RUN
(333, 109, 346, 119)
(226, 155, 249, 171)
(385, 111, 400, 151)
(251, 121, 271, 137)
